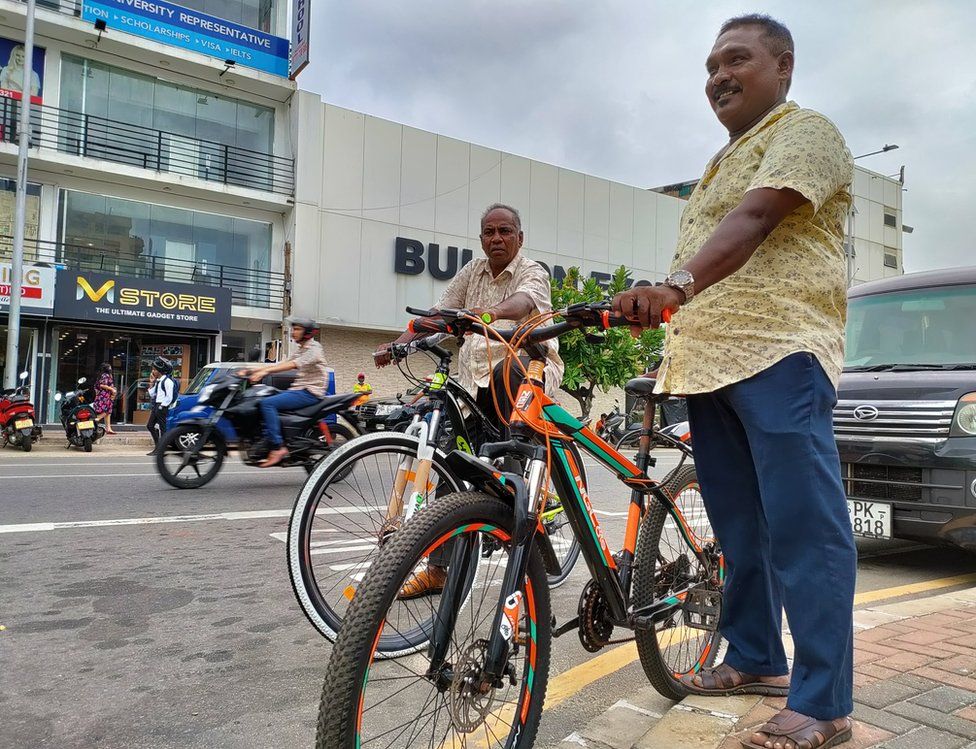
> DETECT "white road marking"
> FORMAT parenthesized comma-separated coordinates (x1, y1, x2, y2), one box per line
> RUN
(0, 506, 384, 534)
(311, 543, 377, 556)
(0, 470, 279, 480)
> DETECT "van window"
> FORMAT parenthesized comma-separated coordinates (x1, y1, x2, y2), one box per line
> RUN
(845, 285, 976, 367)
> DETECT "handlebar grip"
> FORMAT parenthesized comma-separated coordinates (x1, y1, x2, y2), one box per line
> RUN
(407, 317, 452, 335)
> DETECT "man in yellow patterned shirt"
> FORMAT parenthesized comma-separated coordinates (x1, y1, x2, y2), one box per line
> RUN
(614, 14, 855, 749)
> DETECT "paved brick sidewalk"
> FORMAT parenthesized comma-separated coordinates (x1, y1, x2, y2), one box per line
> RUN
(557, 587, 976, 749)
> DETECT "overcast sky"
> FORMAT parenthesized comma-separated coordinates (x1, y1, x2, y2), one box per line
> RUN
(298, 1, 975, 272)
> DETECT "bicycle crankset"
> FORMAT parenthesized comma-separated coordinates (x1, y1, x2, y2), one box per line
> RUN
(578, 580, 615, 653)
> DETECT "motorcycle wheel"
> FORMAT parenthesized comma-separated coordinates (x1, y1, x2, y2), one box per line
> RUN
(303, 423, 356, 476)
(156, 425, 225, 489)
(21, 437, 32, 452)
(83, 437, 93, 452)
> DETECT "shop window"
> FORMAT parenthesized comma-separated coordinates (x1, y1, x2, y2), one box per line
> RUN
(58, 190, 273, 307)
(0, 177, 42, 259)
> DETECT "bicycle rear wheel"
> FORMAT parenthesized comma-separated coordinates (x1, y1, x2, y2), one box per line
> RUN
(632, 464, 724, 701)
(316, 491, 551, 749)
(288, 432, 464, 656)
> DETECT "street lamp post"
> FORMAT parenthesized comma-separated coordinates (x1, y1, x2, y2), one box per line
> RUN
(845, 144, 900, 286)
(3, 0, 37, 388)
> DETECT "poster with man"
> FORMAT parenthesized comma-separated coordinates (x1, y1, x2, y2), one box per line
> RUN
(0, 36, 44, 104)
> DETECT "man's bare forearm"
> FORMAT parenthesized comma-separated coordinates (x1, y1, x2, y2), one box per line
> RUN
(681, 187, 807, 295)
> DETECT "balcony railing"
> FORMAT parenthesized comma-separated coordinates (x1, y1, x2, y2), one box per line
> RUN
(1, 236, 285, 310)
(0, 98, 294, 196)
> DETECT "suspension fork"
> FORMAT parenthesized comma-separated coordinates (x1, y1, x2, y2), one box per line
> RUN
(384, 407, 443, 522)
(483, 458, 546, 682)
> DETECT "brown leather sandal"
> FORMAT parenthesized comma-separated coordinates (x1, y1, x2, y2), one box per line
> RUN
(741, 708, 852, 749)
(680, 662, 789, 696)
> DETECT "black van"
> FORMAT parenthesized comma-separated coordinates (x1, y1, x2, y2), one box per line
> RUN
(836, 266, 976, 552)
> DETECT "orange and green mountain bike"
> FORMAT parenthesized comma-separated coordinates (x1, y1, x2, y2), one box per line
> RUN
(316, 302, 723, 749)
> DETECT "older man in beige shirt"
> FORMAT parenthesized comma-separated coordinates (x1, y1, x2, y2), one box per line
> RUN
(377, 202, 562, 597)
(379, 202, 563, 419)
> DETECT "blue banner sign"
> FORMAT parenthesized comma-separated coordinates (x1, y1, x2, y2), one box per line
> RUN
(82, 0, 289, 77)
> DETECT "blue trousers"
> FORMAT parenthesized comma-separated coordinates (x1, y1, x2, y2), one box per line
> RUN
(686, 352, 856, 719)
(260, 389, 319, 447)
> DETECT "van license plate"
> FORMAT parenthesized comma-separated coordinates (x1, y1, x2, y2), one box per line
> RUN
(847, 499, 892, 540)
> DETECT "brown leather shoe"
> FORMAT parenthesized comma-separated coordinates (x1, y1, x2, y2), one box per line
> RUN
(398, 566, 448, 600)
(260, 446, 289, 467)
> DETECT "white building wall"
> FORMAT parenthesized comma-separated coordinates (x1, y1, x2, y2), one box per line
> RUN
(291, 93, 684, 335)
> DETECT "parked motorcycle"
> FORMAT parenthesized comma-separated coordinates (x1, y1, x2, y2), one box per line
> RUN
(54, 378, 104, 452)
(594, 400, 626, 443)
(155, 371, 363, 489)
(0, 371, 42, 451)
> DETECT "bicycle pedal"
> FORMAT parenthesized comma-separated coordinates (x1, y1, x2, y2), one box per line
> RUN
(681, 587, 721, 632)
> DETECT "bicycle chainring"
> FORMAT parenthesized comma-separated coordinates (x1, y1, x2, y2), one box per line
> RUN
(578, 580, 614, 653)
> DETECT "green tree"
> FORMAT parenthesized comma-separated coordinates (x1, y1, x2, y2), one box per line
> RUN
(552, 266, 665, 420)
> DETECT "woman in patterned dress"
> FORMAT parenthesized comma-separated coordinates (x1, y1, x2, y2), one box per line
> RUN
(93, 362, 117, 436)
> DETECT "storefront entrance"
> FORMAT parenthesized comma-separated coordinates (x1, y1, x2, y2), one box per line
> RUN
(50, 325, 212, 425)
(0, 323, 39, 397)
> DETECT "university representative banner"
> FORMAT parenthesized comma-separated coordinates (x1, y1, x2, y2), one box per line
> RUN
(55, 271, 232, 331)
(81, 0, 289, 77)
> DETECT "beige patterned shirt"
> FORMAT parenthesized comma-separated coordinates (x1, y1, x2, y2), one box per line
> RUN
(657, 101, 854, 395)
(289, 338, 329, 397)
(437, 254, 564, 397)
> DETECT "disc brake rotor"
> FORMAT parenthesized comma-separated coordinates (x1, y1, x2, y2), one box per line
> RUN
(447, 640, 497, 733)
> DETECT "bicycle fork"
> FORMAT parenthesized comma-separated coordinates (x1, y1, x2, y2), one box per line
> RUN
(385, 412, 442, 524)
(427, 457, 548, 687)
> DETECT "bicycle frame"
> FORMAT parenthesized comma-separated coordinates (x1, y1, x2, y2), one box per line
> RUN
(428, 358, 716, 689)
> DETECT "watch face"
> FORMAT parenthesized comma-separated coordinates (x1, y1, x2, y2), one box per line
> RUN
(671, 270, 693, 284)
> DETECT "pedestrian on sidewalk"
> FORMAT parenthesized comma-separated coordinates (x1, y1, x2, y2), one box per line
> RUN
(613, 13, 856, 749)
(92, 362, 117, 436)
(145, 358, 177, 456)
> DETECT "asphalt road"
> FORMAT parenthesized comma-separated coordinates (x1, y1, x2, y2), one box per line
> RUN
(1, 448, 974, 749)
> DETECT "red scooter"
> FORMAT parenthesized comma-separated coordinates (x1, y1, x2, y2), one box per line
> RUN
(0, 371, 42, 452)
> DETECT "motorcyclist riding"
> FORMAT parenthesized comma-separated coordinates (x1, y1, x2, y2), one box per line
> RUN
(244, 316, 329, 467)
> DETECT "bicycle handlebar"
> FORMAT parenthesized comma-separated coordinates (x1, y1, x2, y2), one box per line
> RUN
(405, 302, 673, 344)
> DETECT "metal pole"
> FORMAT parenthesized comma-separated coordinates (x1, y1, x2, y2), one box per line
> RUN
(4, 0, 37, 389)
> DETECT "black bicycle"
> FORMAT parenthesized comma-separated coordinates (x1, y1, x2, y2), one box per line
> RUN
(316, 303, 718, 748)
(287, 333, 583, 657)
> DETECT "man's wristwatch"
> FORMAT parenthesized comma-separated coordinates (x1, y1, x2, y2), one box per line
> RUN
(663, 269, 695, 304)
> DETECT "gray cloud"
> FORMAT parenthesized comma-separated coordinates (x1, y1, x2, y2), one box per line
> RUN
(301, 1, 976, 272)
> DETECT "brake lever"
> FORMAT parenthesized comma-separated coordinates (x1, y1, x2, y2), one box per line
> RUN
(584, 333, 605, 345)
(405, 305, 436, 317)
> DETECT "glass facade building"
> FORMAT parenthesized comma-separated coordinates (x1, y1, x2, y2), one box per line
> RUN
(57, 56, 280, 191)
(58, 190, 273, 307)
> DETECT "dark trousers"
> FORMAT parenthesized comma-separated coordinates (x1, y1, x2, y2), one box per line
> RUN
(686, 352, 856, 720)
(146, 405, 169, 447)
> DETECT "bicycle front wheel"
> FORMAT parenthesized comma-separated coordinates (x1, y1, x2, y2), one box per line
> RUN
(287, 432, 463, 656)
(316, 490, 551, 749)
(632, 464, 724, 701)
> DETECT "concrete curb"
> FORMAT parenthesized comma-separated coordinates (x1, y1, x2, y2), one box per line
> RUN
(1, 433, 153, 456)
(558, 587, 976, 749)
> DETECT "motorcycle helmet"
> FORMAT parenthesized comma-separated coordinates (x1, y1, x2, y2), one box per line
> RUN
(286, 315, 320, 341)
(152, 356, 173, 375)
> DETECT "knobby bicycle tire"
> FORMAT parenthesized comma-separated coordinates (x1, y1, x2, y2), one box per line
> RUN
(316, 491, 551, 749)
(632, 463, 724, 701)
